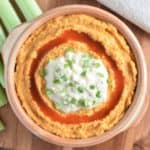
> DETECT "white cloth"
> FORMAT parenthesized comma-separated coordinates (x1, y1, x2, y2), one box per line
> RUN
(97, 0, 150, 33)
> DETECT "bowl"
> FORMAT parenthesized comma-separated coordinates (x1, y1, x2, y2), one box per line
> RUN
(1, 5, 147, 147)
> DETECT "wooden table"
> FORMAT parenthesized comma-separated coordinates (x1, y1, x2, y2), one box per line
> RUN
(0, 0, 150, 150)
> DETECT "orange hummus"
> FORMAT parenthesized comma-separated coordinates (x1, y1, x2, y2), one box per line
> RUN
(15, 14, 137, 138)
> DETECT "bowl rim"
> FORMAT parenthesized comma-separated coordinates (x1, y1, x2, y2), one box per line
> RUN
(5, 5, 147, 147)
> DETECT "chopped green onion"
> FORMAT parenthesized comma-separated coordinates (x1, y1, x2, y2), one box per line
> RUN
(78, 99, 88, 107)
(0, 25, 6, 50)
(98, 72, 104, 78)
(83, 60, 89, 68)
(55, 67, 60, 73)
(61, 75, 67, 81)
(84, 100, 89, 107)
(96, 91, 101, 98)
(0, 59, 5, 88)
(40, 68, 47, 77)
(107, 78, 112, 85)
(46, 88, 53, 96)
(16, 0, 42, 21)
(0, 120, 5, 132)
(77, 86, 84, 93)
(71, 98, 77, 104)
(83, 53, 93, 60)
(78, 99, 85, 106)
(69, 82, 74, 87)
(0, 85, 7, 107)
(0, 0, 21, 32)
(65, 47, 74, 53)
(81, 70, 86, 77)
(53, 79, 60, 84)
(93, 100, 97, 104)
(64, 63, 69, 68)
(90, 85, 95, 89)
(95, 63, 101, 68)
(66, 60, 73, 68)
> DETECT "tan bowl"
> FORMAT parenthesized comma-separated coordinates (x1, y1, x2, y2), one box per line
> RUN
(2, 5, 147, 147)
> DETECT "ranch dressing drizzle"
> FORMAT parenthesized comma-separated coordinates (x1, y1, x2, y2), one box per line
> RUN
(43, 48, 109, 113)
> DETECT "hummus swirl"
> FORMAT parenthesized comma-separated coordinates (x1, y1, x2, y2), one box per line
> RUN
(15, 14, 137, 138)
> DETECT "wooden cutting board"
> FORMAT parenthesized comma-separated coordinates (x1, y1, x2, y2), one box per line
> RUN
(0, 0, 150, 150)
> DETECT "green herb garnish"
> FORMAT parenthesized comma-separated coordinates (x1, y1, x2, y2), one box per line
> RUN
(61, 75, 67, 81)
(96, 91, 101, 98)
(69, 82, 74, 87)
(82, 60, 89, 68)
(78, 99, 87, 107)
(77, 86, 84, 93)
(71, 98, 77, 104)
(65, 47, 74, 53)
(107, 78, 112, 85)
(79, 99, 89, 107)
(46, 88, 53, 96)
(53, 79, 60, 84)
(67, 59, 73, 68)
(84, 53, 93, 59)
(98, 72, 104, 78)
(93, 100, 97, 104)
(95, 63, 101, 68)
(40, 68, 47, 77)
(64, 59, 73, 68)
(55, 67, 60, 73)
(90, 85, 95, 89)
(81, 70, 87, 77)
(64, 63, 69, 68)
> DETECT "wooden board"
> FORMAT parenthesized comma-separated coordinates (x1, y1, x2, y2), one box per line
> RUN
(0, 0, 150, 150)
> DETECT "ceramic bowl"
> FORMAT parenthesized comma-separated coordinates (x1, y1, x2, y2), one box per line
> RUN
(2, 5, 147, 147)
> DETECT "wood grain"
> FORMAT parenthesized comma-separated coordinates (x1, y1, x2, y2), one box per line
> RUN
(0, 0, 150, 150)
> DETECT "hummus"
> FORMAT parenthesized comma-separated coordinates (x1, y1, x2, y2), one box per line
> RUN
(15, 14, 137, 139)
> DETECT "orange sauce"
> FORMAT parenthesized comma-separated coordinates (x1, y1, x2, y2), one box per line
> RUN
(30, 30, 124, 124)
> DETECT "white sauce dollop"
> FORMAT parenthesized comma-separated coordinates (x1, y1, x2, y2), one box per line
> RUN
(43, 49, 109, 113)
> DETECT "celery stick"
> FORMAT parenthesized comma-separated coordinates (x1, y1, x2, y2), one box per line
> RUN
(16, 0, 42, 21)
(0, 120, 5, 132)
(0, 59, 4, 88)
(0, 85, 7, 107)
(0, 25, 6, 50)
(0, 0, 21, 32)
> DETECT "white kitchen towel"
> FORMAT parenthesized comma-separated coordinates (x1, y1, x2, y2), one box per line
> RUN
(97, 0, 150, 33)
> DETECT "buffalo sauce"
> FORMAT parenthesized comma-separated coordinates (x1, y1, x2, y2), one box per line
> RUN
(30, 30, 124, 124)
